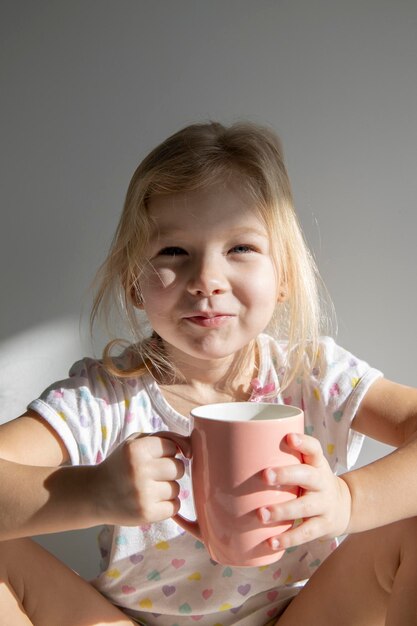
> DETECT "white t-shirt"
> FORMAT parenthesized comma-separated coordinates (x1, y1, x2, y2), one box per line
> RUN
(29, 334, 382, 626)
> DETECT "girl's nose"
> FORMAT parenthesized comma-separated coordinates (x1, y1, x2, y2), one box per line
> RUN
(187, 256, 229, 297)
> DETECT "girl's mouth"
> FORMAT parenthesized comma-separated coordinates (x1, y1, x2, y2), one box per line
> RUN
(184, 314, 235, 328)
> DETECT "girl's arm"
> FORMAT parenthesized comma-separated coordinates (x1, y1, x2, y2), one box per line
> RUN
(0, 412, 186, 540)
(342, 377, 417, 532)
(0, 412, 102, 539)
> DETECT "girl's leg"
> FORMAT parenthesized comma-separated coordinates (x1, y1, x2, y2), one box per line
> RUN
(276, 518, 417, 626)
(0, 538, 136, 626)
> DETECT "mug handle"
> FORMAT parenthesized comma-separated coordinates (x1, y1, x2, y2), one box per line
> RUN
(151, 431, 203, 541)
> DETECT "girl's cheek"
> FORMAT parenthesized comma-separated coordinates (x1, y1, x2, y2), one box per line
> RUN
(155, 268, 177, 289)
(143, 267, 178, 290)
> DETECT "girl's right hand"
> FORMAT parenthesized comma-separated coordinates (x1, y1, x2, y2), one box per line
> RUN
(92, 433, 190, 526)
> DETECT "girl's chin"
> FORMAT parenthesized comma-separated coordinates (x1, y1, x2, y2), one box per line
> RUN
(162, 338, 247, 364)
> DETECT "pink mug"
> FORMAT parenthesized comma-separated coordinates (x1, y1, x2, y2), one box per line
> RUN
(161, 402, 304, 567)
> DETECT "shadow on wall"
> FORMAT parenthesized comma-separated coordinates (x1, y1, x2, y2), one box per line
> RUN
(0, 316, 91, 422)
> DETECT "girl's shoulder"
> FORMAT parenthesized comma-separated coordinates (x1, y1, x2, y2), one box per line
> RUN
(260, 333, 373, 369)
(260, 333, 382, 392)
(37, 347, 149, 405)
(29, 351, 159, 466)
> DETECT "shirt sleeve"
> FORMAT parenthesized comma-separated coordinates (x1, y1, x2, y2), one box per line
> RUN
(28, 358, 127, 466)
(302, 337, 383, 471)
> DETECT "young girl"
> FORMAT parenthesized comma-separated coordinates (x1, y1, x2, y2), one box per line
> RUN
(1, 121, 417, 626)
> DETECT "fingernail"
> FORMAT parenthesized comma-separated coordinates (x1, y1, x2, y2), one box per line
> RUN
(270, 537, 280, 551)
(266, 468, 278, 485)
(292, 434, 301, 446)
(259, 507, 271, 523)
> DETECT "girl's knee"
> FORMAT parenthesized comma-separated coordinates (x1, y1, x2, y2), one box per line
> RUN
(358, 517, 417, 548)
(0, 538, 45, 599)
(0, 538, 33, 566)
(0, 538, 24, 572)
(398, 516, 417, 542)
(365, 518, 417, 593)
(379, 517, 417, 551)
(391, 517, 417, 567)
(0, 539, 32, 615)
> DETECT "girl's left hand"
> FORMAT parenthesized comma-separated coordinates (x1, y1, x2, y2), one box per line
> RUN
(259, 433, 352, 551)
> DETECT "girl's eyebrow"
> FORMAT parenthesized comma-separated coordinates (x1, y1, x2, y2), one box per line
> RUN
(148, 226, 184, 242)
(151, 226, 185, 237)
(151, 225, 268, 239)
(227, 226, 269, 238)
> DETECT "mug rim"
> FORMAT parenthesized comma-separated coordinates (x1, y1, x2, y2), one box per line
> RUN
(190, 401, 303, 423)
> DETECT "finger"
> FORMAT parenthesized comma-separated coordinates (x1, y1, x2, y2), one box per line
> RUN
(154, 432, 192, 459)
(262, 463, 321, 490)
(152, 497, 182, 522)
(285, 433, 325, 467)
(148, 434, 182, 458)
(136, 481, 181, 524)
(153, 479, 181, 502)
(151, 457, 186, 481)
(259, 493, 320, 524)
(268, 516, 323, 551)
(130, 433, 183, 459)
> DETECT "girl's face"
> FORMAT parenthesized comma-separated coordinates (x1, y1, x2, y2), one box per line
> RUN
(139, 180, 281, 368)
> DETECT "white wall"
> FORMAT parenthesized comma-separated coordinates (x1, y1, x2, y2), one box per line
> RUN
(1, 0, 416, 577)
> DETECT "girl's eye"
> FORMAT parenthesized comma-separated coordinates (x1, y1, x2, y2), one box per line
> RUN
(229, 244, 256, 254)
(158, 246, 187, 257)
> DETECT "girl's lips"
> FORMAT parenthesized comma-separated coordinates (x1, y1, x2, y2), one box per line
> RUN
(184, 314, 235, 328)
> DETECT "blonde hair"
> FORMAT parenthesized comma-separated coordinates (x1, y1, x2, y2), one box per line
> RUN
(91, 121, 328, 390)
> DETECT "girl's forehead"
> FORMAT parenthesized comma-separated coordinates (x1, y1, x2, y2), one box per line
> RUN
(147, 181, 265, 232)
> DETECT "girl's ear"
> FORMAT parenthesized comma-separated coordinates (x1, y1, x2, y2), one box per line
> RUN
(277, 274, 289, 302)
(130, 286, 145, 309)
(277, 288, 288, 303)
